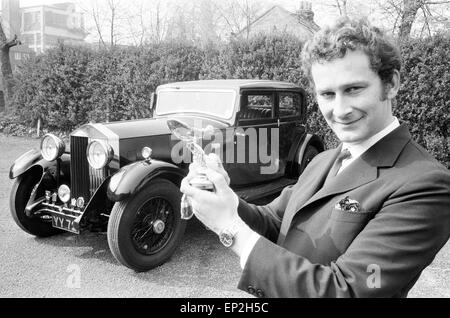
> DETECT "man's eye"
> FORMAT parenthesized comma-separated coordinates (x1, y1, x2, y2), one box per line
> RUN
(320, 92, 334, 99)
(347, 87, 363, 94)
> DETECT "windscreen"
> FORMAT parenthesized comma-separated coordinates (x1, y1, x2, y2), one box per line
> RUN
(155, 89, 235, 119)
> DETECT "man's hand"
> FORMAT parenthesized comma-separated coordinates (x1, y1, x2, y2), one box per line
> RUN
(188, 153, 230, 185)
(180, 154, 239, 234)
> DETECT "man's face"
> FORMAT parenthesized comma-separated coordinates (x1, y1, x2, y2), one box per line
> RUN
(311, 50, 396, 144)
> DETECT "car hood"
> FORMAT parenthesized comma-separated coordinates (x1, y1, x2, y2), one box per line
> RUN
(72, 116, 230, 140)
(70, 116, 230, 167)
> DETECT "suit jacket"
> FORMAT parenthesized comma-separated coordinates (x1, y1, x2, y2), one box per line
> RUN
(237, 124, 450, 298)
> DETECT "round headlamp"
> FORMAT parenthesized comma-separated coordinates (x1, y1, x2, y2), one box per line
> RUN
(57, 184, 71, 203)
(41, 134, 65, 161)
(87, 140, 113, 170)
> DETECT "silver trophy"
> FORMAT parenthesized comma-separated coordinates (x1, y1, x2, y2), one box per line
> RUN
(167, 119, 214, 220)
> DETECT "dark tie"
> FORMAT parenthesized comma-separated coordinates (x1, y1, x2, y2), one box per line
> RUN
(324, 148, 351, 186)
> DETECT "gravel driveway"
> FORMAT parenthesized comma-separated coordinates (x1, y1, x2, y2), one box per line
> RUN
(0, 134, 448, 298)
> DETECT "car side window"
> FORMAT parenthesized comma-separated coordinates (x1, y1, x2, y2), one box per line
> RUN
(238, 93, 273, 121)
(279, 92, 301, 118)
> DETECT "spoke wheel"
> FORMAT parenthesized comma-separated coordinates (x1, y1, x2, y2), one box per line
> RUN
(107, 179, 186, 272)
(131, 197, 175, 255)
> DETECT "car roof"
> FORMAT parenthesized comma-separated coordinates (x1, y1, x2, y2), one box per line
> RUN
(156, 79, 302, 91)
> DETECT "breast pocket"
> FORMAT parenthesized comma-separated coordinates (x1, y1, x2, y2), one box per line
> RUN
(329, 208, 377, 253)
(330, 208, 376, 223)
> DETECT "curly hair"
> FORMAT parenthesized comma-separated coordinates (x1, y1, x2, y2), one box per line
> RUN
(301, 17, 401, 90)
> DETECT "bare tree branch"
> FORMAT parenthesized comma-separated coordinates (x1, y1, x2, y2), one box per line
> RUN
(425, 1, 450, 4)
(92, 7, 106, 46)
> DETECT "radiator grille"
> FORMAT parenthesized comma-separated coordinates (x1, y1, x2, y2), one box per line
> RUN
(89, 166, 106, 197)
(70, 136, 107, 201)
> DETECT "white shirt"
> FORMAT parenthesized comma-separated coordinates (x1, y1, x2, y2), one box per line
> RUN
(239, 117, 401, 269)
(338, 117, 400, 174)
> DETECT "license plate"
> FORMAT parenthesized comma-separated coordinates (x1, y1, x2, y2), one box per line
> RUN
(51, 215, 79, 234)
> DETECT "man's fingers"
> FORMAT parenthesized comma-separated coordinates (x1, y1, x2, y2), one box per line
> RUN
(205, 154, 230, 185)
(180, 177, 213, 200)
(180, 177, 201, 197)
(205, 153, 222, 167)
(205, 168, 229, 193)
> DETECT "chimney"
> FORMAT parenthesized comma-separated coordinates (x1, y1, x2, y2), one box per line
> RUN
(298, 1, 314, 23)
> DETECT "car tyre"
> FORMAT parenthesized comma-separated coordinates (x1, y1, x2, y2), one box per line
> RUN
(107, 179, 187, 272)
(10, 173, 62, 237)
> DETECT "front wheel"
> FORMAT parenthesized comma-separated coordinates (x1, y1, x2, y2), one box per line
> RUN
(10, 173, 62, 237)
(107, 179, 186, 271)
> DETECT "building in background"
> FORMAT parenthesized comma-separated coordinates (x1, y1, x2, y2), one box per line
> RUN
(1, 0, 87, 55)
(236, 1, 319, 42)
(0, 0, 33, 73)
(0, 0, 86, 110)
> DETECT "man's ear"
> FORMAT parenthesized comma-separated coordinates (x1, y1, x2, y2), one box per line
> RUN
(386, 69, 400, 99)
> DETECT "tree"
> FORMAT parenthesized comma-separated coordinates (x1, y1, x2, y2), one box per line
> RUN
(213, 0, 263, 40)
(81, 0, 130, 48)
(335, 0, 349, 16)
(377, 0, 450, 40)
(0, 21, 20, 113)
(399, 0, 426, 39)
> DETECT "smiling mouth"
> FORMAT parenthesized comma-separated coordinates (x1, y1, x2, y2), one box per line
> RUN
(334, 117, 363, 126)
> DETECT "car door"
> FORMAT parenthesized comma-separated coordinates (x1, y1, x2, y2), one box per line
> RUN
(277, 90, 305, 175)
(224, 91, 281, 186)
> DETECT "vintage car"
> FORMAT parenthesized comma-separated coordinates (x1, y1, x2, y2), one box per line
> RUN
(9, 79, 325, 272)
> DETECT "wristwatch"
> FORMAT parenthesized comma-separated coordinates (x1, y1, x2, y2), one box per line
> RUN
(219, 219, 244, 248)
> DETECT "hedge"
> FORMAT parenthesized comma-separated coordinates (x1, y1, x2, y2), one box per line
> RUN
(397, 34, 450, 167)
(2, 33, 448, 168)
(9, 42, 205, 132)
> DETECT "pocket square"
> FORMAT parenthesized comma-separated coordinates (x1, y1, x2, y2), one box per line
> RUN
(335, 196, 360, 212)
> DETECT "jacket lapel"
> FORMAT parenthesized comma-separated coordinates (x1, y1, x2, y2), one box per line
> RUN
(276, 146, 341, 245)
(303, 156, 377, 209)
(277, 124, 412, 245)
(290, 146, 342, 213)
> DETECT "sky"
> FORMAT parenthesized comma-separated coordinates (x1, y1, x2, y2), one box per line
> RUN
(1, 0, 445, 45)
(13, 0, 379, 29)
(9, 0, 353, 44)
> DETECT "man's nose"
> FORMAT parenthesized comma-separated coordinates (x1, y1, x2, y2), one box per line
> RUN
(332, 94, 352, 119)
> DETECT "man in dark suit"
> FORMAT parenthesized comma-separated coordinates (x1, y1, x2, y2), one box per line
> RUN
(180, 17, 450, 297)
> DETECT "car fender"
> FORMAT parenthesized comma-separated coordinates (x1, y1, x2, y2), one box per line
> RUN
(285, 133, 325, 177)
(9, 149, 71, 180)
(107, 159, 186, 202)
(295, 134, 325, 164)
(296, 134, 314, 164)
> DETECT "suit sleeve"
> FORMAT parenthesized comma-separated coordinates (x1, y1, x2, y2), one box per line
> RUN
(237, 183, 296, 243)
(237, 169, 450, 297)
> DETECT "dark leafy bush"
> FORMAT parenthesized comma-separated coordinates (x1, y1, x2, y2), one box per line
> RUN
(0, 113, 32, 136)
(11, 42, 205, 131)
(398, 34, 450, 167)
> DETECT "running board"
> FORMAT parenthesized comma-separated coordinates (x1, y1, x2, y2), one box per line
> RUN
(234, 178, 296, 203)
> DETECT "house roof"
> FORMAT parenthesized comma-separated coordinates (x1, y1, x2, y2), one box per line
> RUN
(237, 5, 320, 37)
